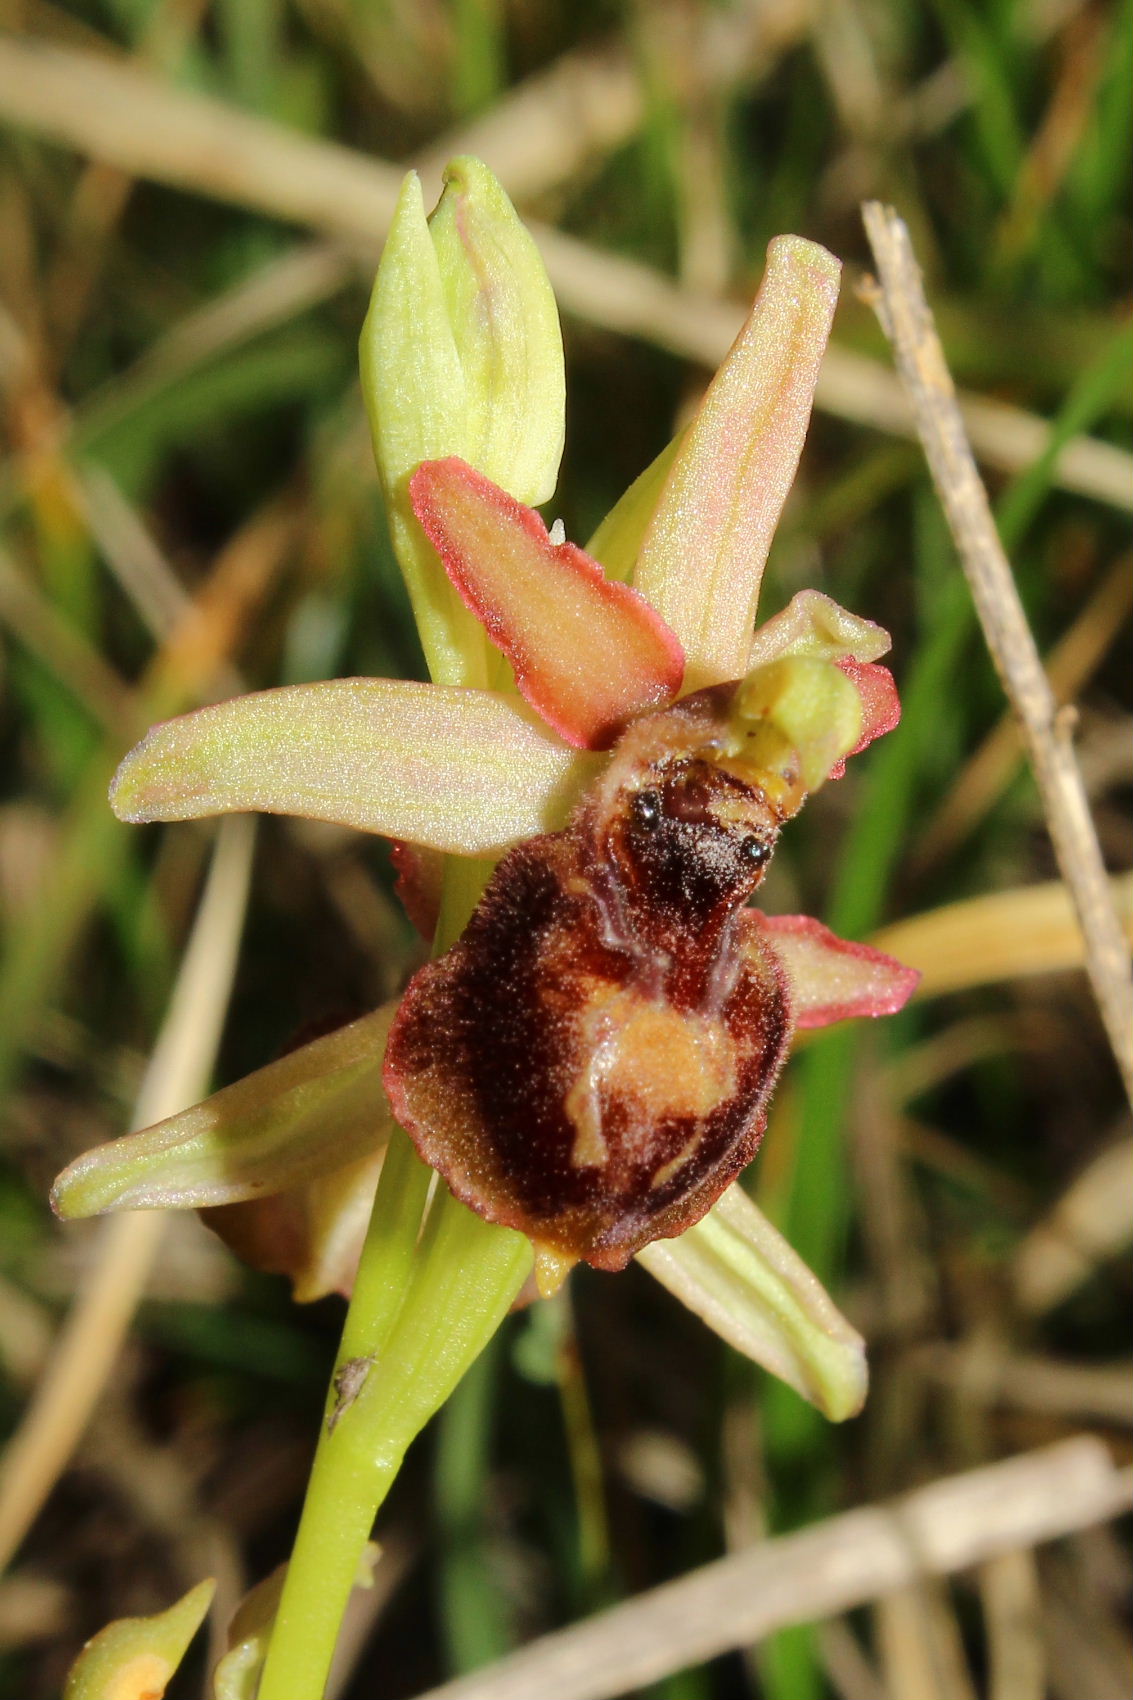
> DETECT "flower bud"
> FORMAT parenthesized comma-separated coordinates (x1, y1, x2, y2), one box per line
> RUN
(361, 157, 565, 686)
(63, 1579, 214, 1700)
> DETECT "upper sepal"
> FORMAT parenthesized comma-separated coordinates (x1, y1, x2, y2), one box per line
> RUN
(585, 435, 682, 586)
(633, 239, 841, 688)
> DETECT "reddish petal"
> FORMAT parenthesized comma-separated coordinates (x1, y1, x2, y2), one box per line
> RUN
(410, 457, 685, 749)
(391, 841, 445, 939)
(827, 659, 901, 779)
(748, 911, 919, 1029)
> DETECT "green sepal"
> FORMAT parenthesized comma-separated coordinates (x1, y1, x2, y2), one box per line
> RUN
(585, 433, 682, 585)
(51, 1008, 395, 1217)
(637, 1182, 867, 1421)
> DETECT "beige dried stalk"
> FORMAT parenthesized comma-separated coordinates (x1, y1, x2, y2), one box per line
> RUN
(408, 1438, 1131, 1700)
(0, 38, 1129, 508)
(861, 201, 1133, 1108)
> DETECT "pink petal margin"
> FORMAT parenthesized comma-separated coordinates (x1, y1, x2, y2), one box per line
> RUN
(410, 458, 685, 749)
(748, 911, 920, 1029)
(827, 658, 901, 780)
(391, 841, 445, 940)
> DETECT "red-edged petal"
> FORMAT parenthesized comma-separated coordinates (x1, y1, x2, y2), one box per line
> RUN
(391, 841, 445, 939)
(827, 659, 901, 779)
(747, 911, 919, 1029)
(410, 457, 685, 749)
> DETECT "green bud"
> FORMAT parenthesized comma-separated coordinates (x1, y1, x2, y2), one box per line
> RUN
(63, 1578, 214, 1700)
(361, 158, 565, 686)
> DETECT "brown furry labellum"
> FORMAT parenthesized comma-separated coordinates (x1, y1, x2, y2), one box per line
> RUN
(383, 686, 799, 1279)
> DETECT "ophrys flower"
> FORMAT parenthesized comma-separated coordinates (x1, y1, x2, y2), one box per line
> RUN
(54, 157, 915, 1412)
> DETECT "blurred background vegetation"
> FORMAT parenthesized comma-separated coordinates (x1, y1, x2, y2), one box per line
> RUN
(0, 1, 1130, 1696)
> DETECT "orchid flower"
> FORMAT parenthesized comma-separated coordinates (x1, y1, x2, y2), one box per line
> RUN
(53, 159, 916, 1700)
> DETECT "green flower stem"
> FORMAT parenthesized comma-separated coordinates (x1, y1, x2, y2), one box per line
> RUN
(434, 852, 495, 955)
(336, 1121, 433, 1363)
(256, 1127, 531, 1700)
(254, 1125, 428, 1700)
(257, 847, 527, 1700)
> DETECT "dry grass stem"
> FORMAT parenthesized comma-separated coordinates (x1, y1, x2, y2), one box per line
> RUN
(0, 815, 255, 1572)
(0, 36, 403, 242)
(874, 1578, 977, 1700)
(0, 37, 1128, 511)
(1043, 1550, 1133, 1700)
(411, 35, 644, 208)
(912, 555, 1133, 872)
(914, 1344, 1133, 1427)
(83, 243, 358, 436)
(1012, 1134, 1133, 1313)
(0, 539, 140, 739)
(0, 1275, 52, 1392)
(873, 872, 1133, 998)
(816, 1618, 886, 1700)
(71, 464, 196, 641)
(861, 201, 1133, 1104)
(408, 1438, 1132, 1700)
(0, 1573, 72, 1652)
(979, 1548, 1045, 1700)
(853, 1054, 934, 1338)
(811, 341, 1131, 511)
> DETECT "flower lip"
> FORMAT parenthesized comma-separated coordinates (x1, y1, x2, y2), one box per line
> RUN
(381, 685, 802, 1272)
